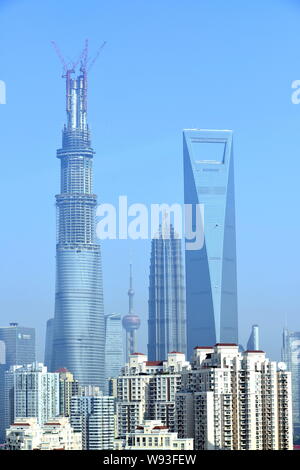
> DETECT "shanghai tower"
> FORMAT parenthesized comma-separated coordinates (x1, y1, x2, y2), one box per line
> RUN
(51, 45, 105, 389)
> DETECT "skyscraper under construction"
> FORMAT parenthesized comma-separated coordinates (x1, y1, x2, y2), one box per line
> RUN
(51, 43, 105, 389)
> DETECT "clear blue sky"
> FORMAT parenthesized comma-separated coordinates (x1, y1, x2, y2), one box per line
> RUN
(0, 0, 300, 361)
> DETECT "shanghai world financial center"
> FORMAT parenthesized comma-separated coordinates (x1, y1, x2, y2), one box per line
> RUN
(183, 129, 238, 357)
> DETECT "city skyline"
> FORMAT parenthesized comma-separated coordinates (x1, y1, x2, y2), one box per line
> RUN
(0, 0, 300, 364)
(1, 0, 300, 453)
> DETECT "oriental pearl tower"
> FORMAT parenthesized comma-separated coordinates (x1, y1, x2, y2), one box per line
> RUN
(122, 264, 141, 361)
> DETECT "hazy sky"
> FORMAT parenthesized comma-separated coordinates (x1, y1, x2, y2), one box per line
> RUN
(0, 0, 300, 361)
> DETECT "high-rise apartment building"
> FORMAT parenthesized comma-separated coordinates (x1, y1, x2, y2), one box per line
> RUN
(57, 368, 80, 417)
(282, 328, 300, 439)
(247, 324, 260, 351)
(176, 344, 293, 450)
(51, 54, 105, 388)
(0, 323, 36, 442)
(183, 129, 238, 356)
(104, 313, 124, 393)
(116, 352, 190, 438)
(5, 417, 82, 450)
(148, 224, 186, 361)
(70, 391, 115, 450)
(4, 363, 60, 433)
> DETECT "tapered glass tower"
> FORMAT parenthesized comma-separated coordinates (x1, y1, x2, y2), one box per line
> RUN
(247, 324, 260, 351)
(51, 60, 105, 389)
(183, 129, 238, 357)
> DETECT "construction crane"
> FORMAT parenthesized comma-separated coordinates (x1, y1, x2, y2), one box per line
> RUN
(51, 39, 107, 115)
(51, 40, 72, 74)
(51, 39, 107, 74)
(88, 41, 107, 71)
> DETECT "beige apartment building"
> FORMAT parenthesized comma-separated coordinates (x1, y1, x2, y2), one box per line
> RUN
(176, 344, 293, 450)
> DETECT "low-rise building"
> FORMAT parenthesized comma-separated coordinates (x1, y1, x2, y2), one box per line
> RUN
(123, 420, 193, 450)
(5, 417, 82, 450)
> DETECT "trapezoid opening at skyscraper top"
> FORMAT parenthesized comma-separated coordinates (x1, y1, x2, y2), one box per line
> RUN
(51, 49, 105, 390)
(183, 129, 238, 358)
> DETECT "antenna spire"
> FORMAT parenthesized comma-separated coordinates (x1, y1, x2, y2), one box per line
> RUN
(128, 264, 134, 314)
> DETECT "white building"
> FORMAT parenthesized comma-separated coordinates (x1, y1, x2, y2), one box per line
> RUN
(4, 363, 60, 431)
(70, 390, 115, 450)
(5, 417, 82, 450)
(116, 351, 190, 438)
(122, 420, 193, 450)
(176, 344, 293, 450)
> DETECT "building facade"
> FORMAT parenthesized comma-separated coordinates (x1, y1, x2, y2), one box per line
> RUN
(51, 60, 105, 388)
(70, 391, 115, 450)
(57, 368, 80, 417)
(4, 363, 60, 433)
(148, 224, 186, 361)
(176, 344, 293, 450)
(183, 129, 238, 356)
(116, 352, 190, 438)
(122, 420, 193, 450)
(44, 318, 54, 370)
(0, 324, 35, 367)
(104, 313, 124, 393)
(5, 417, 82, 450)
(0, 323, 36, 443)
(282, 328, 300, 440)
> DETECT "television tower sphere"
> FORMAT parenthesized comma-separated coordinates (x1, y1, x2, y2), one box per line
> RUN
(122, 314, 141, 331)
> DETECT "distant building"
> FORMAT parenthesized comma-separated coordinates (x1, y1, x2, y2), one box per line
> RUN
(44, 318, 54, 370)
(5, 417, 82, 450)
(148, 223, 186, 361)
(104, 313, 124, 393)
(0, 323, 35, 366)
(176, 344, 293, 450)
(122, 420, 193, 450)
(70, 391, 115, 450)
(282, 328, 300, 439)
(183, 129, 238, 356)
(247, 324, 260, 351)
(0, 323, 36, 443)
(116, 352, 190, 438)
(122, 264, 141, 361)
(4, 363, 60, 433)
